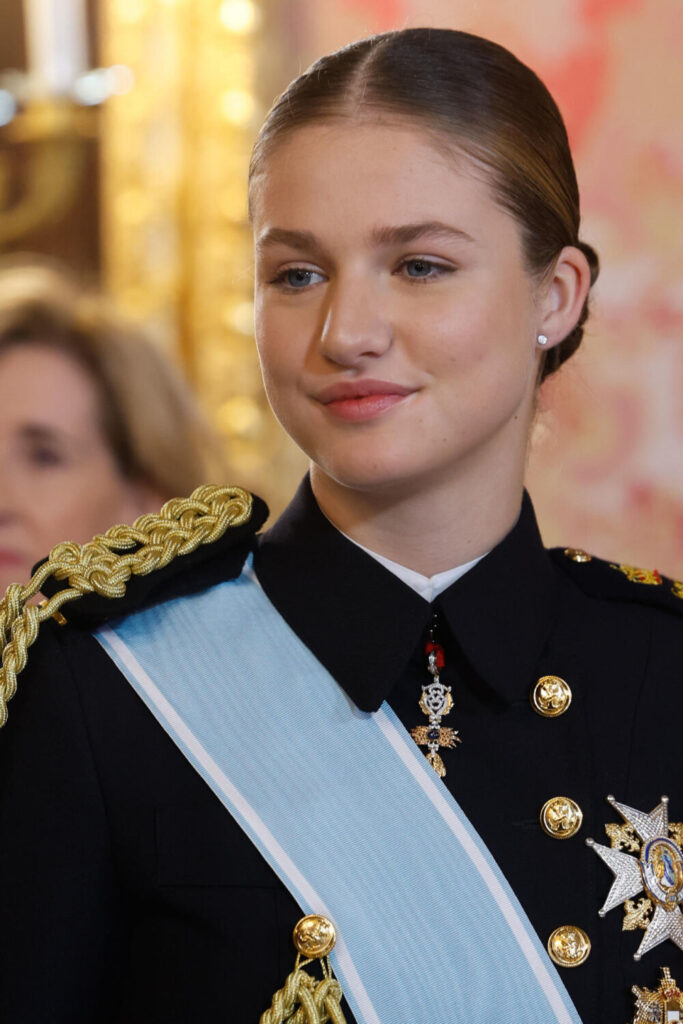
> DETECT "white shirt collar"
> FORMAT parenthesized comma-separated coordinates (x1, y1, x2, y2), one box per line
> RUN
(342, 532, 485, 603)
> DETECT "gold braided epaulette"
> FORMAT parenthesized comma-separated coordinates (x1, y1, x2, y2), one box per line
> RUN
(0, 484, 253, 729)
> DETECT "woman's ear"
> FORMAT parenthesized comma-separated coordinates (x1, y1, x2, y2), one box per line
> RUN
(537, 245, 592, 349)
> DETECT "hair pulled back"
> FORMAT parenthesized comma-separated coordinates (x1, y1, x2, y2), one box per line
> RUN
(250, 28, 599, 380)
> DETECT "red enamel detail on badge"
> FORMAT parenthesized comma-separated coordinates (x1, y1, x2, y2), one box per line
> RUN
(425, 641, 445, 668)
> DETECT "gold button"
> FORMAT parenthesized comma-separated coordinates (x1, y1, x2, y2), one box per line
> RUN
(292, 915, 336, 958)
(547, 925, 591, 967)
(531, 676, 572, 718)
(564, 548, 592, 563)
(540, 796, 583, 839)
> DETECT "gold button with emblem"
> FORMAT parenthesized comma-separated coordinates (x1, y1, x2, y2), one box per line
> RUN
(292, 914, 337, 958)
(263, 915, 345, 1021)
(564, 548, 592, 563)
(540, 796, 583, 839)
(531, 675, 572, 718)
(547, 925, 591, 967)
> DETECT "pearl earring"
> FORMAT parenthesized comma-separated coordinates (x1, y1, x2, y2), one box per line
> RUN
(537, 334, 548, 347)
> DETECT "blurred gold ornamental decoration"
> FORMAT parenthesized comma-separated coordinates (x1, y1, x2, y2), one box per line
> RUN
(100, 0, 307, 513)
(1, 0, 305, 514)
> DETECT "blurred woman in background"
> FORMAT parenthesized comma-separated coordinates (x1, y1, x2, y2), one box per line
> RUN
(0, 260, 225, 593)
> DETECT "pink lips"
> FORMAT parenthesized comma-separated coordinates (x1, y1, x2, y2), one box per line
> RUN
(315, 379, 415, 422)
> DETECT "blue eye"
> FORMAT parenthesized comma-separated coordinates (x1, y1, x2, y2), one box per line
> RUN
(287, 269, 314, 287)
(398, 259, 454, 284)
(404, 259, 434, 278)
(273, 268, 325, 290)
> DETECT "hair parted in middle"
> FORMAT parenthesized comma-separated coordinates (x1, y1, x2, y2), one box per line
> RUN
(249, 27, 599, 381)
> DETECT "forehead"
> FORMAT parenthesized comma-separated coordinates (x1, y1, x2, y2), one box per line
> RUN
(251, 119, 516, 245)
(0, 343, 100, 427)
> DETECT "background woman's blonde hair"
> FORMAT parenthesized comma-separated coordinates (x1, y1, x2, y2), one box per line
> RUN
(0, 257, 226, 500)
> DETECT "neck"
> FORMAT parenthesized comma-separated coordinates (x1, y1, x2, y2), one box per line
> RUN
(310, 452, 525, 578)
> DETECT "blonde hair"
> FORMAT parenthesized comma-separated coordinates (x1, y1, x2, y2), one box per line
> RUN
(0, 258, 226, 499)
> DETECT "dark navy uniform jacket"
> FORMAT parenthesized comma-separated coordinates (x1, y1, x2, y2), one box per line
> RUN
(0, 477, 682, 1023)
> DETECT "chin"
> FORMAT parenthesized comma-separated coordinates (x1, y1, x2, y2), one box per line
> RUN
(310, 444, 432, 497)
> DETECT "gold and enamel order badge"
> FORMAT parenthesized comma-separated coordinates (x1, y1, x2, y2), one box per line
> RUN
(632, 967, 682, 1023)
(587, 796, 683, 960)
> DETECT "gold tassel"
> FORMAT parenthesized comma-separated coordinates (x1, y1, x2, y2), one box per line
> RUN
(259, 915, 347, 1024)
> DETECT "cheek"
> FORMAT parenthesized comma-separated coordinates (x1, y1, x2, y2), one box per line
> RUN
(255, 309, 304, 397)
(427, 279, 534, 368)
(255, 303, 280, 376)
(33, 460, 134, 549)
(31, 473, 101, 547)
(254, 339, 284, 411)
(408, 304, 501, 378)
(419, 304, 537, 421)
(15, 479, 92, 561)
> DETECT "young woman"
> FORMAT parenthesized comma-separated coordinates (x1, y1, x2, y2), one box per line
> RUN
(1, 29, 681, 1024)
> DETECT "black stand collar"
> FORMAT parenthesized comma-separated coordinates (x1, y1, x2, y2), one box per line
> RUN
(254, 478, 560, 711)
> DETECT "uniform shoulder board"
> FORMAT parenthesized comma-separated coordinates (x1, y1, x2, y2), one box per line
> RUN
(550, 545, 683, 615)
(0, 485, 268, 728)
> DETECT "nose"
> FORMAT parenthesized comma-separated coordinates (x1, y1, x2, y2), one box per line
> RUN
(0, 495, 20, 526)
(318, 275, 392, 367)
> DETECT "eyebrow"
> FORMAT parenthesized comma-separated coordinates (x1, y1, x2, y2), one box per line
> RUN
(17, 423, 89, 457)
(20, 424, 60, 439)
(256, 228, 324, 257)
(256, 221, 475, 256)
(18, 423, 73, 446)
(370, 221, 475, 247)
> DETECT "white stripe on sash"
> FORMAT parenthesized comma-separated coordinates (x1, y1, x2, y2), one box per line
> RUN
(373, 707, 580, 1019)
(96, 562, 583, 1024)
(100, 624, 380, 1024)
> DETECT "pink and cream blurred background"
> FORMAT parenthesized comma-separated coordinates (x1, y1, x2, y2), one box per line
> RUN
(1, 0, 681, 574)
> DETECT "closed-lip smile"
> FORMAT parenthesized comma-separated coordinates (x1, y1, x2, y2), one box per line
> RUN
(313, 379, 416, 422)
(315, 379, 415, 403)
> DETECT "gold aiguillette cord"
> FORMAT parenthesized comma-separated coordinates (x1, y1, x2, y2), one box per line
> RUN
(259, 914, 347, 1024)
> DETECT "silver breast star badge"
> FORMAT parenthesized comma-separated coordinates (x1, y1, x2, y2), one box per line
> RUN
(587, 795, 683, 961)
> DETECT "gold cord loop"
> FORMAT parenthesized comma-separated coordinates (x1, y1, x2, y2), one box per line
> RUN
(0, 484, 253, 728)
(259, 963, 346, 1024)
(260, 916, 346, 1024)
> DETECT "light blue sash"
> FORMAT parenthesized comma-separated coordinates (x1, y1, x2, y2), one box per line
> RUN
(96, 561, 582, 1024)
